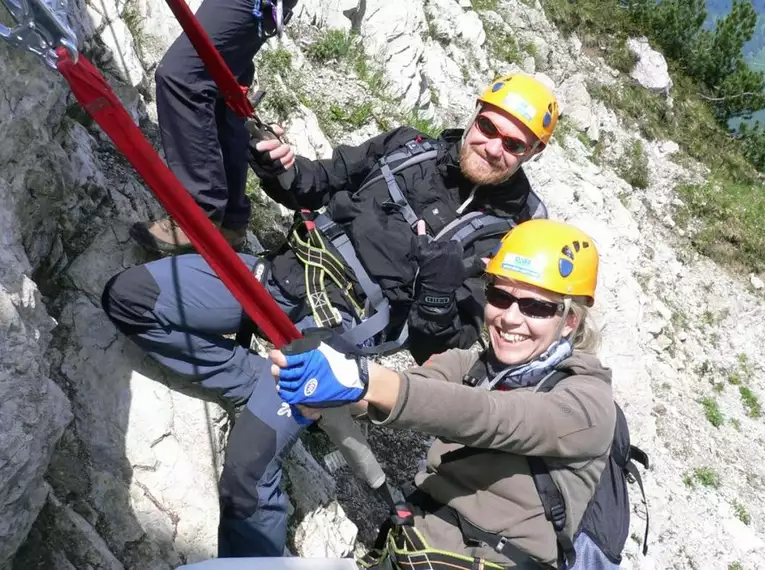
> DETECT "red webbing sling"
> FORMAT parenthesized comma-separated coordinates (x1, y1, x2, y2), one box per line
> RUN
(55, 47, 300, 348)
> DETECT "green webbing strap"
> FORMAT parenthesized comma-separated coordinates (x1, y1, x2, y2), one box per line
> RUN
(359, 523, 507, 570)
(289, 223, 365, 327)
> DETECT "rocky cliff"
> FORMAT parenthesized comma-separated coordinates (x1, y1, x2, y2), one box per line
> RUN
(1, 1, 764, 569)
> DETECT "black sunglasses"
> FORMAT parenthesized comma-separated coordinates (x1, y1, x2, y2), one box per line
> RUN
(474, 115, 532, 156)
(485, 285, 563, 319)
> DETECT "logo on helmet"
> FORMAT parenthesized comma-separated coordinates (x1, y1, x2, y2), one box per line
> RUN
(501, 253, 542, 280)
(503, 93, 536, 122)
(558, 241, 591, 278)
(492, 81, 505, 92)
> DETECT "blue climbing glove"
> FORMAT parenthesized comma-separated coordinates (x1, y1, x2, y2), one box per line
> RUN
(278, 329, 370, 408)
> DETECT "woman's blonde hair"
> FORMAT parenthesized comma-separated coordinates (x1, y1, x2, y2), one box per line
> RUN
(567, 298, 601, 353)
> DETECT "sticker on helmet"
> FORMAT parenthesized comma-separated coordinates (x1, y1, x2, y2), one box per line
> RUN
(543, 112, 552, 128)
(503, 93, 537, 122)
(492, 81, 505, 92)
(501, 253, 542, 280)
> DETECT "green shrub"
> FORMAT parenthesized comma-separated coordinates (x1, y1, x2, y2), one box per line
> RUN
(618, 140, 650, 189)
(739, 386, 762, 418)
(306, 29, 354, 63)
(700, 396, 724, 427)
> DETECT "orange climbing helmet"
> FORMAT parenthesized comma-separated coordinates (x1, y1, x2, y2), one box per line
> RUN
(485, 219, 599, 306)
(477, 74, 559, 147)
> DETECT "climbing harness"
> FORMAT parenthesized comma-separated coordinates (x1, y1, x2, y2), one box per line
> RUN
(252, 0, 292, 39)
(359, 497, 514, 570)
(291, 136, 547, 356)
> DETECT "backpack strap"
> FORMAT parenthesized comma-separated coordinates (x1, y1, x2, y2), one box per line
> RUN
(379, 156, 420, 228)
(629, 444, 650, 470)
(627, 445, 650, 556)
(526, 370, 576, 568)
(355, 138, 441, 230)
(534, 369, 571, 394)
(526, 187, 549, 220)
(624, 461, 649, 556)
(461, 351, 490, 387)
(527, 456, 577, 569)
(433, 210, 514, 243)
(528, 370, 577, 568)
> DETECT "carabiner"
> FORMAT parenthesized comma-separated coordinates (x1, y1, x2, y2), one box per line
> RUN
(0, 0, 78, 70)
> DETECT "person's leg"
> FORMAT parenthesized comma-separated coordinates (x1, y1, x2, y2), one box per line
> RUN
(102, 252, 357, 558)
(101, 253, 281, 404)
(132, 0, 268, 253)
(217, 86, 253, 236)
(217, 368, 302, 557)
(217, 308, 358, 557)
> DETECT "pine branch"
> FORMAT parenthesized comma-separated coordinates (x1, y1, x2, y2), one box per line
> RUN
(698, 91, 762, 102)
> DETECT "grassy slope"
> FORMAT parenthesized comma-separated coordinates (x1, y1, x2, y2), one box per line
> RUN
(542, 0, 765, 277)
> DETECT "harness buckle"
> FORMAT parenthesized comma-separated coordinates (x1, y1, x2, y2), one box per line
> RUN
(494, 536, 508, 554)
(0, 0, 78, 70)
(403, 139, 433, 156)
(549, 503, 566, 529)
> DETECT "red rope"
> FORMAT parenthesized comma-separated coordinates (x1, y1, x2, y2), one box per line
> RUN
(55, 48, 300, 348)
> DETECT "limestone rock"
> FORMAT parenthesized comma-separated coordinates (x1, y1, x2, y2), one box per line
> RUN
(628, 37, 673, 96)
(360, 0, 429, 109)
(558, 74, 593, 131)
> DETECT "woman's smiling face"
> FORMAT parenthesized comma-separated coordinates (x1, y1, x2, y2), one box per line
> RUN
(484, 277, 577, 366)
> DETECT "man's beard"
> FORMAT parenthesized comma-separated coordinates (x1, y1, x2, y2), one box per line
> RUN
(459, 144, 517, 185)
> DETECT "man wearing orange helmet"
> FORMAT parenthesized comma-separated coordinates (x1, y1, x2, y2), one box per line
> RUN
(271, 220, 642, 570)
(460, 74, 558, 185)
(102, 75, 560, 558)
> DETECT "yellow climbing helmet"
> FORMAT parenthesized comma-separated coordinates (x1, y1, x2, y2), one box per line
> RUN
(477, 74, 559, 146)
(485, 219, 599, 306)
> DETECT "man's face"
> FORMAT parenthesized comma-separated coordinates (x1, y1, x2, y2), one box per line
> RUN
(459, 104, 541, 185)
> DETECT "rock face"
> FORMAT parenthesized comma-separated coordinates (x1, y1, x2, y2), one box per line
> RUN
(0, 206, 72, 567)
(0, 50, 74, 569)
(2, 1, 765, 569)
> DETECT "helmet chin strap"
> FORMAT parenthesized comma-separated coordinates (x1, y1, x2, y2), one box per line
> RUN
(553, 298, 573, 343)
(461, 104, 482, 144)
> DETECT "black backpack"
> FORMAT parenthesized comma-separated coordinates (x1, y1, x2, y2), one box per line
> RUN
(529, 370, 650, 569)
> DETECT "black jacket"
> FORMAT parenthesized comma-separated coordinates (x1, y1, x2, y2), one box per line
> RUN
(260, 126, 536, 363)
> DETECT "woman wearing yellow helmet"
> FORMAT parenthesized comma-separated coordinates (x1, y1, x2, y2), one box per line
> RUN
(270, 220, 617, 569)
(483, 217, 600, 366)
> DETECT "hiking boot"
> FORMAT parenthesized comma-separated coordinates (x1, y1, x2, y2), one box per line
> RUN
(130, 217, 194, 255)
(131, 218, 248, 255)
(221, 225, 248, 251)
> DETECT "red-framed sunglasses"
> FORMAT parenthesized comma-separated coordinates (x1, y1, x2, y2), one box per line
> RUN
(474, 114, 533, 156)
